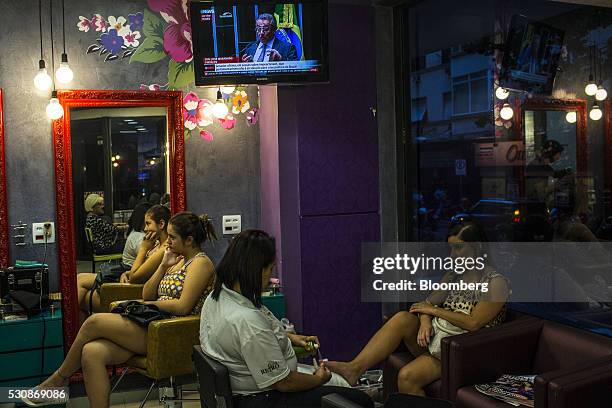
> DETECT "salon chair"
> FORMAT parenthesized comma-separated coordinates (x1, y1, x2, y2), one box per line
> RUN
(110, 301, 201, 408)
(192, 345, 234, 408)
(99, 283, 144, 312)
(84, 227, 122, 272)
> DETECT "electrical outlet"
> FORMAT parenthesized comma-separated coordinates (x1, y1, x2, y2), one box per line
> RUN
(222, 215, 241, 235)
(33, 222, 55, 244)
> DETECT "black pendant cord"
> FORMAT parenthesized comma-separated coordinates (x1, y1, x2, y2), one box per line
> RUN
(50, 0, 56, 91)
(61, 0, 66, 53)
(38, 0, 44, 61)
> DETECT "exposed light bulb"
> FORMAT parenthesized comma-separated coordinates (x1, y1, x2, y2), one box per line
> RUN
(495, 87, 510, 100)
(595, 86, 607, 101)
(115, 155, 121, 160)
(589, 103, 602, 121)
(34, 60, 52, 91)
(585, 75, 598, 96)
(565, 111, 577, 124)
(56, 63, 73, 84)
(55, 53, 74, 84)
(46, 95, 64, 120)
(212, 90, 229, 119)
(113, 162, 119, 168)
(220, 85, 236, 94)
(500, 103, 514, 120)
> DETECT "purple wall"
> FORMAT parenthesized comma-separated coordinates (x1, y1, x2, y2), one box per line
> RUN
(259, 86, 283, 280)
(277, 3, 381, 361)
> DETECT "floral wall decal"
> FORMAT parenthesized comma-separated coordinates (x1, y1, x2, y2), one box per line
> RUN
(77, 1, 259, 142)
(78, 13, 143, 61)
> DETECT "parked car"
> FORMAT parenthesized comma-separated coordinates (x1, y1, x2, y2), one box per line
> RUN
(450, 199, 550, 241)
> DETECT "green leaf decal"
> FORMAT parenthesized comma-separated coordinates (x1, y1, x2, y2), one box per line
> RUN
(143, 8, 165, 40)
(130, 37, 166, 64)
(168, 60, 195, 89)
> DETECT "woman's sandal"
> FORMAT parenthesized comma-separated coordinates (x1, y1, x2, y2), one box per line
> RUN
(21, 371, 70, 407)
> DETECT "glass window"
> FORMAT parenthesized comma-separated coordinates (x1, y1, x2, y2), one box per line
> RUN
(399, 0, 612, 338)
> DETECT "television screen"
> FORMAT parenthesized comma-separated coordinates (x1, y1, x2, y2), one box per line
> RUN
(190, 0, 328, 86)
(500, 15, 565, 95)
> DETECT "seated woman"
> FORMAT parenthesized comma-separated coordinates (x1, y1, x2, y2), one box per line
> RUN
(84, 194, 126, 255)
(199, 229, 373, 408)
(327, 222, 510, 396)
(76, 205, 170, 318)
(121, 202, 152, 269)
(26, 212, 217, 408)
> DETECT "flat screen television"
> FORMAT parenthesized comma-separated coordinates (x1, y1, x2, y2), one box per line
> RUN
(190, 0, 329, 86)
(500, 15, 565, 95)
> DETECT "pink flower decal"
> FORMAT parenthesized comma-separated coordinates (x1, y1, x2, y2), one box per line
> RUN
(124, 30, 142, 47)
(183, 92, 214, 130)
(78, 16, 91, 32)
(92, 14, 109, 32)
(148, 0, 193, 62)
(200, 130, 214, 141)
(246, 108, 259, 126)
(219, 114, 236, 130)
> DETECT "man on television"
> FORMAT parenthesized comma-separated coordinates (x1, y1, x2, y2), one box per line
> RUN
(241, 13, 298, 62)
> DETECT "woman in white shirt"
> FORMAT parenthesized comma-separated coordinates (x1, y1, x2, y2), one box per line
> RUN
(199, 229, 373, 408)
(121, 203, 151, 268)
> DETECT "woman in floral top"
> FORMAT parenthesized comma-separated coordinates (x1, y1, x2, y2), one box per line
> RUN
(25, 212, 217, 408)
(327, 221, 510, 396)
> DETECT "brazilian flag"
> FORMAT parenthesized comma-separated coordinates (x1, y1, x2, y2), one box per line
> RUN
(274, 4, 304, 60)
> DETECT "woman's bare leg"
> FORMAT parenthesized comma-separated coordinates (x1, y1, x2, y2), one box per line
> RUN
(81, 339, 134, 408)
(39, 313, 147, 387)
(397, 354, 441, 395)
(327, 311, 426, 385)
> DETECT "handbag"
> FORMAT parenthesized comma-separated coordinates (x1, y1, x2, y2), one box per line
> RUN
(427, 311, 469, 359)
(111, 300, 172, 326)
(87, 262, 126, 314)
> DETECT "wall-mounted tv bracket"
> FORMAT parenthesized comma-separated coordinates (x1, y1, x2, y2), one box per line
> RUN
(10, 221, 27, 247)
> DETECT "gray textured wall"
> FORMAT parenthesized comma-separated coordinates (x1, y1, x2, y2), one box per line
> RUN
(0, 0, 261, 289)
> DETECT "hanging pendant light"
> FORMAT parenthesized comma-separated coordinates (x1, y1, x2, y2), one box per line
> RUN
(500, 103, 514, 120)
(46, 0, 64, 120)
(55, 0, 73, 84)
(495, 87, 510, 100)
(565, 111, 577, 124)
(46, 90, 64, 120)
(34, 0, 52, 91)
(585, 74, 598, 96)
(589, 102, 602, 121)
(595, 84, 608, 101)
(212, 88, 229, 119)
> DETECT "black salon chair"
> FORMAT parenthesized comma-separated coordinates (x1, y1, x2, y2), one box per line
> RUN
(192, 345, 234, 408)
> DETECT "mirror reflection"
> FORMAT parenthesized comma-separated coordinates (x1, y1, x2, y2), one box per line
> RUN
(71, 107, 169, 270)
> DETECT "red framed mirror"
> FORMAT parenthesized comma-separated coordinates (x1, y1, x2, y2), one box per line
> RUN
(52, 90, 186, 350)
(0, 90, 9, 268)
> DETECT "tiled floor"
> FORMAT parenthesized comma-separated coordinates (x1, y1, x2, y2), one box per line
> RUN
(67, 388, 201, 408)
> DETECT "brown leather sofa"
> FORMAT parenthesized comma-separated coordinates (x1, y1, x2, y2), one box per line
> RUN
(383, 311, 535, 399)
(384, 314, 612, 408)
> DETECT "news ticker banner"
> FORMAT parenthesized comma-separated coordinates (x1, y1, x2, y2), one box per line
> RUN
(204, 60, 321, 75)
(361, 242, 612, 303)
